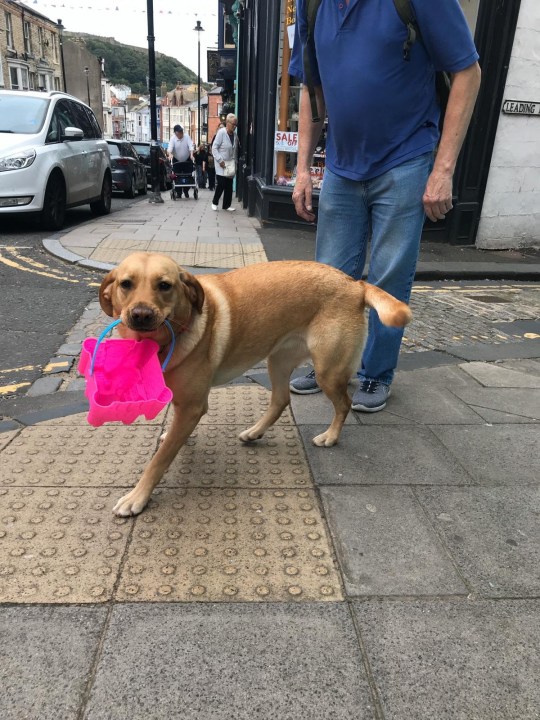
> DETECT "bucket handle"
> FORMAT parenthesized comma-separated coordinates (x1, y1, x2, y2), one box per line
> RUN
(90, 319, 176, 374)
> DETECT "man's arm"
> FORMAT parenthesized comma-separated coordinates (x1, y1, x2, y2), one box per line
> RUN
(423, 62, 481, 222)
(292, 84, 326, 222)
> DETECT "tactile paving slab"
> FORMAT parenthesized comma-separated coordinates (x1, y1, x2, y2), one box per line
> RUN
(163, 424, 312, 489)
(0, 425, 161, 487)
(199, 385, 294, 425)
(0, 487, 130, 603)
(115, 488, 343, 602)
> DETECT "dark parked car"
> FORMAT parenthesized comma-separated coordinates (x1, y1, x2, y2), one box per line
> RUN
(131, 141, 173, 190)
(106, 140, 147, 198)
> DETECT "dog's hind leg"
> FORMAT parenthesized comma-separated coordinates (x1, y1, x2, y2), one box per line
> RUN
(113, 398, 207, 516)
(311, 368, 352, 447)
(238, 350, 302, 443)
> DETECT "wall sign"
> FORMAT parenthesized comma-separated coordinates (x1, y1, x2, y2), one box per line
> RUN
(502, 99, 540, 116)
(275, 131, 298, 152)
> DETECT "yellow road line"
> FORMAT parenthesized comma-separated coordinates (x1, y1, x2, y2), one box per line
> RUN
(0, 382, 31, 395)
(0, 252, 79, 283)
(0, 364, 38, 375)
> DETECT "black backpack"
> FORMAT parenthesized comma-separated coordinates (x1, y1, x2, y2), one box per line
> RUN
(303, 0, 451, 126)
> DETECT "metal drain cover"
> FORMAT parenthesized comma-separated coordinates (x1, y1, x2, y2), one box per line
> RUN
(464, 294, 512, 304)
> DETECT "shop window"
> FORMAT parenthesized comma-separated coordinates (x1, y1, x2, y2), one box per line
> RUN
(274, 0, 326, 189)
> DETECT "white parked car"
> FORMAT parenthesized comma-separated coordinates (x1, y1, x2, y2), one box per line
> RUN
(0, 90, 112, 230)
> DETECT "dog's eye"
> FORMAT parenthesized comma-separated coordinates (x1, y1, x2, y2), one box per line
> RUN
(120, 280, 132, 290)
(158, 281, 172, 291)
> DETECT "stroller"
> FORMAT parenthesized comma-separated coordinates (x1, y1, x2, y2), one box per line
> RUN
(170, 160, 198, 200)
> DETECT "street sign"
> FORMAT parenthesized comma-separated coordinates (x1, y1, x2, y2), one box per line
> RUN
(502, 99, 540, 116)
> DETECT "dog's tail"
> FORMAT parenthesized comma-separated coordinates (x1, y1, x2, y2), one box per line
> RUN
(361, 281, 412, 328)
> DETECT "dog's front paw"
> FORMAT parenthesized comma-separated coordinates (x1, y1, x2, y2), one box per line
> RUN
(238, 428, 264, 443)
(113, 489, 150, 517)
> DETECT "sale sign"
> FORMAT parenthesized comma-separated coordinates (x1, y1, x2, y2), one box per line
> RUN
(275, 131, 299, 152)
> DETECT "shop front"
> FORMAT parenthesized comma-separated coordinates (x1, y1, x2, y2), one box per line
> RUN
(237, 0, 532, 247)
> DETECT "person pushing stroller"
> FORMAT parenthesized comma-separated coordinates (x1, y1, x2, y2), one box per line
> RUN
(167, 125, 194, 198)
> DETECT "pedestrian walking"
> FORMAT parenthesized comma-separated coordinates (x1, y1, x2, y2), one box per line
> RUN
(194, 143, 208, 188)
(211, 114, 239, 212)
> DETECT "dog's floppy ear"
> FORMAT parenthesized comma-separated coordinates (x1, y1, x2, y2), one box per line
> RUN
(99, 269, 117, 317)
(179, 271, 205, 314)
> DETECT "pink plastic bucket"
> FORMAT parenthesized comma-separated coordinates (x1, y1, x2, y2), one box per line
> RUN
(78, 319, 174, 427)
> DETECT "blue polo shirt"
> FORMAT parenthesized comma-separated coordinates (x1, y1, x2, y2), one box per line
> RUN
(289, 0, 479, 180)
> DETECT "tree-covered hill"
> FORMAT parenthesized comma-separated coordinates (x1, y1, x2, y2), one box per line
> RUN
(67, 33, 202, 95)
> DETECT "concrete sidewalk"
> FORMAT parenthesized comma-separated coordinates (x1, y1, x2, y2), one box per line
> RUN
(1, 192, 540, 719)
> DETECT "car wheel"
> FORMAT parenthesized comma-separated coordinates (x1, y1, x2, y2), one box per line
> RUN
(40, 173, 66, 231)
(139, 175, 148, 195)
(125, 174, 136, 199)
(90, 173, 112, 216)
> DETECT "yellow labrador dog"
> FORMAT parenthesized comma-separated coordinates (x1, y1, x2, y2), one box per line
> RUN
(99, 252, 411, 516)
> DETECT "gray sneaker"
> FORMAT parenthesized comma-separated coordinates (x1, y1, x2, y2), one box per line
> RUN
(289, 369, 321, 395)
(351, 380, 390, 412)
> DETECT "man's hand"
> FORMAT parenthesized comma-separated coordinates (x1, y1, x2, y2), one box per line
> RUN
(423, 169, 453, 222)
(292, 170, 316, 223)
(220, 161, 226, 169)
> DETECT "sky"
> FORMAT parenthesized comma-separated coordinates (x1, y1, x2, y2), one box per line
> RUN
(20, 0, 220, 80)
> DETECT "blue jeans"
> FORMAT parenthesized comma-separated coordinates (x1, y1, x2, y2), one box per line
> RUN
(316, 152, 433, 385)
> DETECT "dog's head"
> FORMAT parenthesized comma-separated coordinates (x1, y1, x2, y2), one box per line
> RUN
(99, 252, 204, 334)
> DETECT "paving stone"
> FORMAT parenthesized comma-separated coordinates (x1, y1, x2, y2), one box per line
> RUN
(163, 424, 312, 489)
(354, 599, 540, 720)
(459, 361, 540, 387)
(430, 424, 540, 484)
(320, 486, 467, 596)
(0, 424, 161, 487)
(26, 376, 62, 396)
(84, 603, 373, 720)
(299, 425, 472, 485)
(116, 487, 342, 602)
(415, 486, 540, 597)
(199, 384, 294, 425)
(0, 429, 19, 449)
(290, 392, 362, 426)
(451, 387, 540, 420)
(0, 487, 130, 602)
(0, 605, 107, 720)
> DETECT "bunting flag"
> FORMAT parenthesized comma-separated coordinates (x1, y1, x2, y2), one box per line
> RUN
(21, 0, 217, 17)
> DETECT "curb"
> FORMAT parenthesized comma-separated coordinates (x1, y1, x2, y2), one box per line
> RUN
(43, 237, 540, 281)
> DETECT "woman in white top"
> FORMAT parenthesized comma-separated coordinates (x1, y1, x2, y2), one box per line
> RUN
(211, 114, 239, 212)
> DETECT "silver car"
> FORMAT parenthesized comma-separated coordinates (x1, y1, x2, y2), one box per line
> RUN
(0, 89, 112, 230)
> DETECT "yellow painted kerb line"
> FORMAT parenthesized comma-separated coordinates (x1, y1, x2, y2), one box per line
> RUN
(0, 251, 79, 283)
(0, 382, 31, 395)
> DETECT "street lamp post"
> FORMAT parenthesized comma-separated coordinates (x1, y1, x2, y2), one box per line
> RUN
(84, 66, 90, 106)
(193, 20, 205, 147)
(146, 0, 163, 203)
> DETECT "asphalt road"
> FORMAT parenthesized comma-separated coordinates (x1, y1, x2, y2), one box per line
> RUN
(0, 195, 147, 405)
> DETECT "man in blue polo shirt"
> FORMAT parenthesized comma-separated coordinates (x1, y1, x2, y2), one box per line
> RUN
(289, 0, 481, 411)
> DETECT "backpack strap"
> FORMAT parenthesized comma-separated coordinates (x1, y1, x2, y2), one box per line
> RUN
(392, 0, 419, 61)
(303, 0, 323, 122)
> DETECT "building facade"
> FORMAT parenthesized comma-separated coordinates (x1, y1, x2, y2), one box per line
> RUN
(0, 0, 63, 93)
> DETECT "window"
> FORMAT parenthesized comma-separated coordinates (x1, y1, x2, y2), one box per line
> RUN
(53, 76, 60, 91)
(69, 100, 95, 138)
(52, 32, 59, 62)
(38, 26, 46, 58)
(37, 72, 48, 91)
(5, 12, 13, 49)
(9, 65, 33, 92)
(24, 21, 33, 56)
(29, 72, 37, 90)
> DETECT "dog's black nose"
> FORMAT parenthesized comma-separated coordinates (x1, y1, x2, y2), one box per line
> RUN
(129, 305, 156, 329)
